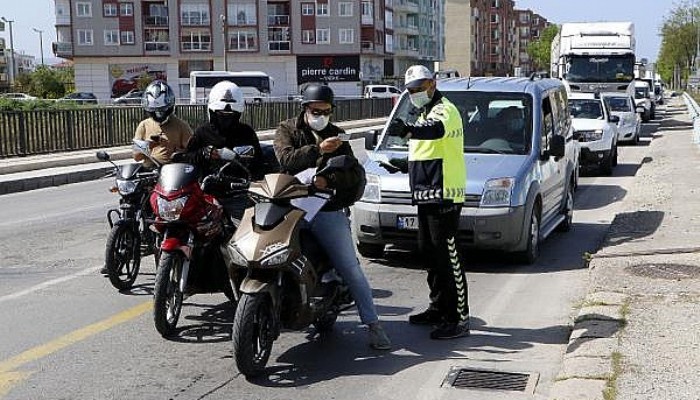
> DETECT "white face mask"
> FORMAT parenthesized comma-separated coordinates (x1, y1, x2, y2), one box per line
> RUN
(307, 113, 330, 131)
(409, 90, 431, 108)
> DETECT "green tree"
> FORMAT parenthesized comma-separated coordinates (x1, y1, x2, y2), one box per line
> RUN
(527, 24, 560, 73)
(657, 1, 700, 88)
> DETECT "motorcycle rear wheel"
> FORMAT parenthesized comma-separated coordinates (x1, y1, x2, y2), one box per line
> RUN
(105, 221, 141, 291)
(154, 252, 184, 337)
(232, 293, 274, 378)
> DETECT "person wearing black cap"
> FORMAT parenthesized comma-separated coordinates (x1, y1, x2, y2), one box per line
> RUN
(382, 65, 470, 340)
(273, 83, 392, 350)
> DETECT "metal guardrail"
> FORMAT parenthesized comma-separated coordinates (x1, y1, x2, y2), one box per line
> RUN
(682, 92, 700, 144)
(0, 98, 393, 158)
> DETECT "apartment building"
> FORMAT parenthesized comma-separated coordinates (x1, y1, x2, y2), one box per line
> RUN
(443, 0, 550, 77)
(53, 0, 445, 101)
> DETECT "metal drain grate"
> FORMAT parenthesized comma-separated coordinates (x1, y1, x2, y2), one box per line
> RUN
(444, 367, 537, 392)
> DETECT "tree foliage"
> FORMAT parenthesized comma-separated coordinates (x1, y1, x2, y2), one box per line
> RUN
(658, 1, 700, 88)
(527, 24, 560, 73)
(14, 66, 74, 99)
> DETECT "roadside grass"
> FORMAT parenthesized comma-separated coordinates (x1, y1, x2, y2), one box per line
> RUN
(603, 351, 623, 400)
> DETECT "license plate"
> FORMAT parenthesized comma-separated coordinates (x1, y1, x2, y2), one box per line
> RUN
(397, 215, 419, 230)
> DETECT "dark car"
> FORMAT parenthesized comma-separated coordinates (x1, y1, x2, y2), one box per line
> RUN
(113, 90, 144, 105)
(59, 92, 98, 104)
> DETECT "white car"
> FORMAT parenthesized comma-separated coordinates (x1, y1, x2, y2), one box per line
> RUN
(602, 93, 642, 144)
(0, 92, 37, 101)
(364, 85, 401, 99)
(569, 92, 619, 175)
(633, 80, 653, 122)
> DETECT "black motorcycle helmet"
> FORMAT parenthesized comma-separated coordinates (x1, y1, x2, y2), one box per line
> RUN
(301, 84, 335, 106)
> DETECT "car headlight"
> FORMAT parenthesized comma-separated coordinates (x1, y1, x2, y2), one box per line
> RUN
(360, 174, 381, 203)
(574, 130, 603, 142)
(481, 177, 514, 207)
(260, 248, 290, 267)
(117, 179, 137, 195)
(156, 196, 188, 221)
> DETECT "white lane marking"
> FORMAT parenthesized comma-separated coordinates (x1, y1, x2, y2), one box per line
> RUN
(0, 266, 101, 304)
(0, 204, 110, 229)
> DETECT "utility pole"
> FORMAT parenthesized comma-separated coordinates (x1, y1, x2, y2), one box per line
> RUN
(32, 28, 44, 66)
(1, 17, 15, 88)
(220, 14, 228, 71)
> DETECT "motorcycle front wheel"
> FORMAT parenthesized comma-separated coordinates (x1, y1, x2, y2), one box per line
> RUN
(105, 221, 141, 291)
(232, 293, 274, 378)
(153, 252, 184, 337)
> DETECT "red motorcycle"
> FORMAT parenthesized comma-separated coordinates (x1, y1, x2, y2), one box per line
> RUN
(149, 146, 252, 337)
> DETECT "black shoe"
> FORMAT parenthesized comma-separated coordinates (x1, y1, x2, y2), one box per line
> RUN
(100, 265, 109, 275)
(409, 308, 444, 325)
(430, 320, 470, 340)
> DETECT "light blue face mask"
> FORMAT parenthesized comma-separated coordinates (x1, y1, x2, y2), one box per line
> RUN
(409, 91, 431, 108)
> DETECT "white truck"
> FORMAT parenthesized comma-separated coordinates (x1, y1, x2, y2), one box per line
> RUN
(551, 22, 636, 96)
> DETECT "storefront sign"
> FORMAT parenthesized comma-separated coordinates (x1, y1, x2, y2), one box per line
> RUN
(297, 55, 360, 84)
(108, 63, 167, 97)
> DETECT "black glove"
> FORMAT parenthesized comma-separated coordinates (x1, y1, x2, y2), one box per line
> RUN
(378, 158, 408, 174)
(387, 118, 409, 138)
(200, 145, 214, 161)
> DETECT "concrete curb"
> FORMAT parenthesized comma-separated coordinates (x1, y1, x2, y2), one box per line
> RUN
(0, 118, 387, 195)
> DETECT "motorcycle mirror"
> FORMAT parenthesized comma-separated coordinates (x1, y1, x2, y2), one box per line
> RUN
(96, 151, 110, 161)
(217, 147, 237, 161)
(233, 145, 255, 159)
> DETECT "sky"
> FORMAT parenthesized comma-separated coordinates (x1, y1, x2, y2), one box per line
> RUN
(0, 0, 679, 64)
(516, 0, 675, 62)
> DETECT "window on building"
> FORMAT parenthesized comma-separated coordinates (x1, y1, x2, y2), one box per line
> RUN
(121, 30, 135, 45)
(385, 10, 393, 29)
(339, 28, 354, 44)
(104, 30, 119, 45)
(181, 4, 210, 26)
(76, 2, 92, 17)
(491, 45, 500, 56)
(301, 3, 314, 16)
(520, 13, 530, 24)
(228, 3, 256, 26)
(317, 3, 329, 16)
(103, 3, 118, 17)
(268, 27, 290, 51)
(491, 0, 499, 7)
(229, 30, 257, 51)
(181, 29, 211, 51)
(77, 29, 93, 45)
(120, 3, 133, 16)
(385, 34, 393, 53)
(144, 29, 169, 51)
(316, 28, 330, 44)
(490, 14, 499, 23)
(302, 30, 315, 43)
(491, 29, 499, 40)
(362, 1, 373, 18)
(339, 2, 353, 17)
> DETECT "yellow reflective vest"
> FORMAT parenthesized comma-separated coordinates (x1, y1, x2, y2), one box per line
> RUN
(407, 93, 466, 205)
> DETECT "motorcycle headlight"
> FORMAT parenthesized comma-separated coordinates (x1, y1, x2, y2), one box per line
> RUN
(260, 248, 290, 267)
(360, 174, 381, 203)
(480, 177, 514, 207)
(156, 196, 188, 221)
(227, 243, 249, 266)
(117, 179, 137, 195)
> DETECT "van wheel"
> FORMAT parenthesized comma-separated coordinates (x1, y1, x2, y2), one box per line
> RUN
(612, 145, 618, 167)
(557, 182, 575, 232)
(357, 242, 384, 258)
(514, 205, 540, 265)
(600, 152, 614, 176)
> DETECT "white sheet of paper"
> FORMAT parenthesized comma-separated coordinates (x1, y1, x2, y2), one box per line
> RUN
(291, 196, 327, 222)
(294, 167, 316, 185)
(349, 138, 369, 165)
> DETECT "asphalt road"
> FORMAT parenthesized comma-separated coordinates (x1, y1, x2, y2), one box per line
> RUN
(0, 117, 662, 400)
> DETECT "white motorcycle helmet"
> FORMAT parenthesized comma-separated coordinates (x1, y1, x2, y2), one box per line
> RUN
(142, 80, 176, 124)
(207, 80, 245, 120)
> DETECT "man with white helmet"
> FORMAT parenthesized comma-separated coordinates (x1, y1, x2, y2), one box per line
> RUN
(180, 80, 265, 222)
(134, 80, 193, 168)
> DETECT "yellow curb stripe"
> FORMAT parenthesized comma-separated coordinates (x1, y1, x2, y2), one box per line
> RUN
(0, 301, 152, 396)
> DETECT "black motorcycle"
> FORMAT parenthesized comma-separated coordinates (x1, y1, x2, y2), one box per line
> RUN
(97, 140, 160, 290)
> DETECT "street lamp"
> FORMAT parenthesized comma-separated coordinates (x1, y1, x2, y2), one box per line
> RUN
(32, 28, 44, 66)
(220, 14, 228, 71)
(1, 17, 15, 87)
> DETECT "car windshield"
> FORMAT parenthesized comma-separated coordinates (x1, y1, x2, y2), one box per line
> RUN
(380, 91, 533, 155)
(634, 87, 648, 99)
(569, 99, 604, 119)
(603, 96, 630, 112)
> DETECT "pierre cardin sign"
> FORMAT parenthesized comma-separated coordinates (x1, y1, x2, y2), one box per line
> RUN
(297, 55, 360, 84)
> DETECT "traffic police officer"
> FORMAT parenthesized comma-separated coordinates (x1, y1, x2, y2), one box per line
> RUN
(383, 65, 470, 339)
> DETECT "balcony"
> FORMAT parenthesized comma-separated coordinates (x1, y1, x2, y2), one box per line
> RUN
(145, 15, 169, 27)
(394, 47, 419, 57)
(361, 41, 374, 51)
(268, 15, 290, 26)
(393, 0, 419, 13)
(268, 41, 291, 52)
(145, 42, 169, 52)
(362, 14, 374, 25)
(394, 24, 419, 36)
(52, 42, 73, 57)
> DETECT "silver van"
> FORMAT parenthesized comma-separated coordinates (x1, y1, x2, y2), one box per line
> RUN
(353, 77, 579, 264)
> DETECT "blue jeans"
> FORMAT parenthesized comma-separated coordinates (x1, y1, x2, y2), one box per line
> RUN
(307, 210, 379, 325)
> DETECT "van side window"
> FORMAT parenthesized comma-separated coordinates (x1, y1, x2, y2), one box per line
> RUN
(549, 92, 562, 136)
(541, 97, 553, 152)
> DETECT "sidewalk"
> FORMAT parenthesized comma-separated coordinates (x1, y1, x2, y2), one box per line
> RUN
(0, 117, 386, 195)
(549, 97, 700, 400)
